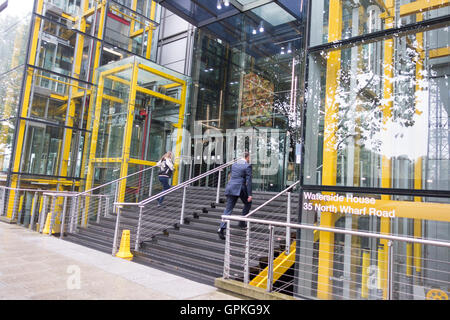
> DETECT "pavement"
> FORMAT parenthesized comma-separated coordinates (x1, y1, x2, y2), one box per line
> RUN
(0, 222, 244, 300)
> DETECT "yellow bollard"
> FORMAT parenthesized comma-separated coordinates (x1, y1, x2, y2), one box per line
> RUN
(116, 230, 133, 261)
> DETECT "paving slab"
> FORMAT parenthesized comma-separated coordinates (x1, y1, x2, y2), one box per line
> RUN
(0, 223, 243, 300)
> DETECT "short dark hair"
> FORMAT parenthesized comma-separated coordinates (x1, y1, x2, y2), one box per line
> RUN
(243, 151, 250, 159)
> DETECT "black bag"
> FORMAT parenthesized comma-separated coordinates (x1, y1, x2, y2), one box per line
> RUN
(158, 160, 173, 177)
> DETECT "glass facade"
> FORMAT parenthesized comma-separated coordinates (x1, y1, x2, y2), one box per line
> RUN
(297, 0, 450, 300)
(0, 0, 162, 195)
(188, 1, 305, 191)
(0, 0, 448, 301)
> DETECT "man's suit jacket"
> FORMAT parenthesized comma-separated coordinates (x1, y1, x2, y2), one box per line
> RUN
(225, 159, 252, 197)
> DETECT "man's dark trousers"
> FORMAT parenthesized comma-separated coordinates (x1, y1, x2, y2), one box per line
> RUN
(219, 187, 251, 230)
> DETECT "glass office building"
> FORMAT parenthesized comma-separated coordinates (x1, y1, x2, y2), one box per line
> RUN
(0, 0, 449, 300)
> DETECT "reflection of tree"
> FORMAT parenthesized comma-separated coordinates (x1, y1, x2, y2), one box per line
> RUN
(0, 12, 31, 170)
(319, 40, 420, 154)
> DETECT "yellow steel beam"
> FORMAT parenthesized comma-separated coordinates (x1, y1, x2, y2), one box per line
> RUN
(317, 0, 342, 300)
(146, 1, 157, 59)
(137, 86, 182, 105)
(379, 1, 395, 299)
(162, 83, 182, 89)
(103, 94, 124, 104)
(128, 158, 157, 166)
(128, 0, 138, 52)
(249, 241, 297, 289)
(171, 83, 187, 185)
(399, 0, 449, 17)
(50, 93, 68, 101)
(61, 13, 76, 22)
(117, 61, 139, 203)
(107, 75, 131, 86)
(429, 47, 450, 59)
(7, 0, 45, 218)
(138, 63, 186, 85)
(91, 157, 122, 163)
(414, 219, 422, 273)
(84, 75, 105, 193)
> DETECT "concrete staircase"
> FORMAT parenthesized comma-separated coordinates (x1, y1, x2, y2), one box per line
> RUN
(63, 187, 300, 286)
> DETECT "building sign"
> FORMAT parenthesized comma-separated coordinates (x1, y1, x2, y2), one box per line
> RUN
(302, 191, 450, 222)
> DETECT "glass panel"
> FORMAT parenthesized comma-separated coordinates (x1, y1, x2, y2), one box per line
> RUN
(0, 0, 32, 74)
(310, 0, 450, 47)
(104, 0, 158, 61)
(304, 26, 450, 191)
(20, 122, 64, 176)
(297, 189, 450, 300)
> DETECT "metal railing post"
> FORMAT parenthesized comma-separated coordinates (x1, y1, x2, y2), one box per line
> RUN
(135, 205, 144, 251)
(223, 220, 231, 279)
(244, 221, 251, 284)
(39, 195, 48, 233)
(96, 196, 101, 224)
(11, 190, 19, 221)
(387, 240, 394, 300)
(286, 191, 291, 254)
(0, 187, 5, 216)
(267, 225, 275, 292)
(104, 196, 110, 217)
(29, 192, 38, 230)
(216, 169, 221, 204)
(48, 195, 57, 236)
(148, 167, 154, 197)
(69, 196, 77, 233)
(180, 185, 187, 225)
(60, 196, 68, 239)
(17, 193, 24, 225)
(112, 206, 122, 256)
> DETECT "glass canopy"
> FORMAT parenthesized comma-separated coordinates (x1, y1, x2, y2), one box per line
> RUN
(156, 0, 304, 27)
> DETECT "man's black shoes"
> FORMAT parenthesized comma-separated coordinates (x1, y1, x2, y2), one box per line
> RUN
(217, 228, 225, 240)
(238, 223, 246, 230)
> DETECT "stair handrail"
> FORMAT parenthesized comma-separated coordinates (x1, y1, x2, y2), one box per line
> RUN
(77, 164, 159, 197)
(111, 158, 238, 255)
(245, 180, 300, 218)
(114, 158, 238, 208)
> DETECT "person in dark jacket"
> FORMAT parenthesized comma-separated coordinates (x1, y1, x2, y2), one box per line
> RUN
(156, 151, 174, 206)
(217, 152, 252, 240)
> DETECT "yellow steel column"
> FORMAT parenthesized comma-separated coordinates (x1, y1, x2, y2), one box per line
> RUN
(117, 61, 139, 203)
(128, 0, 138, 52)
(145, 1, 157, 59)
(379, 0, 395, 300)
(84, 75, 105, 194)
(79, 0, 107, 190)
(171, 83, 187, 185)
(413, 12, 425, 277)
(317, 0, 342, 300)
(7, 0, 44, 218)
(59, 0, 90, 181)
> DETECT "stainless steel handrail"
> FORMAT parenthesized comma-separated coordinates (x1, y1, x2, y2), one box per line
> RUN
(221, 212, 450, 298)
(114, 159, 237, 208)
(222, 214, 450, 248)
(246, 180, 300, 218)
(112, 158, 238, 255)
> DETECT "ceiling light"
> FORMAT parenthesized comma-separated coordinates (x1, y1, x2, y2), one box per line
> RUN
(224, 0, 230, 6)
(217, 0, 222, 10)
(287, 43, 292, 54)
(280, 47, 285, 55)
(252, 28, 257, 35)
(258, 21, 264, 33)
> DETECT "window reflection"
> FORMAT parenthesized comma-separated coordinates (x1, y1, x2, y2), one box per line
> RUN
(304, 26, 450, 192)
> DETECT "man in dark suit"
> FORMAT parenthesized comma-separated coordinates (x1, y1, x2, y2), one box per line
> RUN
(217, 152, 252, 240)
